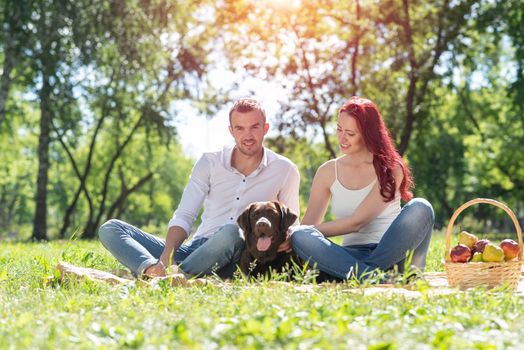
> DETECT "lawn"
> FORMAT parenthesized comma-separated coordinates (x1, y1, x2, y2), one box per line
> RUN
(1, 233, 523, 349)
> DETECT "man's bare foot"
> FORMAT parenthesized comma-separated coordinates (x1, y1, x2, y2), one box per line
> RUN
(169, 273, 189, 286)
(143, 261, 166, 277)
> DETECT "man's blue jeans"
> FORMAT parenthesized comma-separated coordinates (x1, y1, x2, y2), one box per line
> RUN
(98, 220, 245, 278)
(291, 198, 435, 280)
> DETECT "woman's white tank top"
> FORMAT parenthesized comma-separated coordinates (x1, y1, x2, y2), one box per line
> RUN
(330, 159, 401, 246)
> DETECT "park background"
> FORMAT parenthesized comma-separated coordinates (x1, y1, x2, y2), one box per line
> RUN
(1, 0, 523, 241)
(3, 1, 524, 349)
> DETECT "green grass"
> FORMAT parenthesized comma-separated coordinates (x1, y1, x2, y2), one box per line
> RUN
(1, 232, 523, 349)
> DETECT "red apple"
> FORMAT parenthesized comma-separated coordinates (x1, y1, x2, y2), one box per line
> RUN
(472, 239, 491, 254)
(450, 244, 472, 263)
(500, 239, 520, 260)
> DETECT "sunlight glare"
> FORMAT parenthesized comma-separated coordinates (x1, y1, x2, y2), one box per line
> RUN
(262, 0, 302, 10)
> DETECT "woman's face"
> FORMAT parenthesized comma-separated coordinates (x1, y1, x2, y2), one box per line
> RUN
(336, 112, 367, 155)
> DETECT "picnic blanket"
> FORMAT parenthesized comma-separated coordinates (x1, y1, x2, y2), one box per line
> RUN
(56, 261, 524, 296)
(57, 261, 208, 286)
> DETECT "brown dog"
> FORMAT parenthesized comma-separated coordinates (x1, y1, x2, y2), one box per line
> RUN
(237, 201, 299, 277)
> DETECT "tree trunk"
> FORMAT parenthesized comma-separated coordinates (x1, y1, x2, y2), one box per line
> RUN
(32, 68, 52, 241)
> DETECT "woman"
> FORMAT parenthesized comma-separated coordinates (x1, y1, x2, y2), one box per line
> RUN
(291, 96, 434, 281)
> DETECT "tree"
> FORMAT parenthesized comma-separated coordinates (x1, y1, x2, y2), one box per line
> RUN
(51, 0, 220, 238)
(216, 0, 480, 158)
(407, 0, 524, 226)
(0, 0, 222, 239)
(31, 0, 76, 240)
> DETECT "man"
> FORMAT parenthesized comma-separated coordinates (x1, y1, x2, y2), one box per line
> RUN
(98, 98, 300, 279)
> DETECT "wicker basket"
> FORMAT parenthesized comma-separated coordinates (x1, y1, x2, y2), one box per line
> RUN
(444, 198, 523, 290)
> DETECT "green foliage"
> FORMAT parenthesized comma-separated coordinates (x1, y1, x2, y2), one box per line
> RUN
(0, 0, 218, 239)
(2, 0, 524, 236)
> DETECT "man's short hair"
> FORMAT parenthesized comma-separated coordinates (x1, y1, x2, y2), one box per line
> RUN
(228, 98, 266, 124)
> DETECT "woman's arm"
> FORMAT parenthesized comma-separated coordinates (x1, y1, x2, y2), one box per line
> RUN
(301, 161, 335, 225)
(315, 164, 404, 237)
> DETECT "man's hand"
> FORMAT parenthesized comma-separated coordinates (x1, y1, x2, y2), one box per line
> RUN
(277, 228, 293, 253)
(143, 261, 166, 277)
(146, 225, 187, 278)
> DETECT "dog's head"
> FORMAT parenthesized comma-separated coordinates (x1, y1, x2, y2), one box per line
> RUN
(237, 201, 298, 263)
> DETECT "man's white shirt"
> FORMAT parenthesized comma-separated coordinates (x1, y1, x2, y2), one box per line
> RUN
(168, 145, 300, 240)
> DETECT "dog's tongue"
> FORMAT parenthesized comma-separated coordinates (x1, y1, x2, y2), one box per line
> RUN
(256, 237, 272, 252)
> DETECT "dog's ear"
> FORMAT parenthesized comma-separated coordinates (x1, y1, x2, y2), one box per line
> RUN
(275, 201, 298, 232)
(237, 203, 255, 233)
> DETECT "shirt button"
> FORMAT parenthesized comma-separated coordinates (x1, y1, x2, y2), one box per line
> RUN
(230, 217, 233, 220)
(243, 179, 246, 182)
(236, 197, 239, 200)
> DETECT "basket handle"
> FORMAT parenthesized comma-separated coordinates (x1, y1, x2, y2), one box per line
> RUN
(444, 198, 523, 262)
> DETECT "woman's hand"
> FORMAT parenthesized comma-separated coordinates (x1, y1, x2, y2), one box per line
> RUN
(277, 228, 294, 253)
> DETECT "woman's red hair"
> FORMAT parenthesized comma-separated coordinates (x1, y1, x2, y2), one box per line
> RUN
(339, 96, 413, 202)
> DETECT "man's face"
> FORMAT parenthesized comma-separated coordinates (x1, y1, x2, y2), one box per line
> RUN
(229, 110, 269, 157)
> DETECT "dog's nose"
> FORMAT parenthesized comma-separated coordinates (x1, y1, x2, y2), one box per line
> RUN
(255, 217, 271, 228)
(255, 217, 272, 236)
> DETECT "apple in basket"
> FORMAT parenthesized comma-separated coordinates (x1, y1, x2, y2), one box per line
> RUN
(472, 239, 491, 254)
(458, 230, 478, 249)
(450, 244, 471, 263)
(500, 239, 520, 260)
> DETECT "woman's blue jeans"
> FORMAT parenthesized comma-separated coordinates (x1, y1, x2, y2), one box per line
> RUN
(98, 220, 245, 278)
(291, 198, 435, 280)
